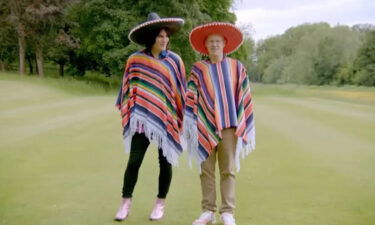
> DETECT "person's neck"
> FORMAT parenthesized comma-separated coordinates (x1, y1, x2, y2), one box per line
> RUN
(151, 48, 162, 58)
(209, 53, 224, 63)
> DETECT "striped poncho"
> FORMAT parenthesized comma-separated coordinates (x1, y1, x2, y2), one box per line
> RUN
(183, 57, 255, 171)
(116, 50, 186, 165)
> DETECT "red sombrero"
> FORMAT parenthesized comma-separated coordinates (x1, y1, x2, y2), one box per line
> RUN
(128, 12, 184, 46)
(189, 22, 243, 55)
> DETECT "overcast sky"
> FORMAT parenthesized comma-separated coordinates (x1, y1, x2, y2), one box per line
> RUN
(232, 0, 375, 41)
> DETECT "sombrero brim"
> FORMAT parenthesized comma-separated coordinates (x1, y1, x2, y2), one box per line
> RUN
(189, 22, 243, 55)
(128, 18, 184, 45)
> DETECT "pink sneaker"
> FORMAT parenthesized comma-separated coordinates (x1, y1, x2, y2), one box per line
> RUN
(114, 198, 131, 221)
(149, 198, 165, 220)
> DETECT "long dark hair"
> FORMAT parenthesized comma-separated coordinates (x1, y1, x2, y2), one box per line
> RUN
(145, 27, 171, 52)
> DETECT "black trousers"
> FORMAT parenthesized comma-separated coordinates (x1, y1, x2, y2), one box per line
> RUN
(122, 133, 172, 198)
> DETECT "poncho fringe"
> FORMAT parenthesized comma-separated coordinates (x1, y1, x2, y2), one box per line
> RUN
(123, 116, 180, 166)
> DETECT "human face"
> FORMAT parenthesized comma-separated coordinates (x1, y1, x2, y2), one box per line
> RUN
(152, 29, 169, 54)
(205, 34, 226, 57)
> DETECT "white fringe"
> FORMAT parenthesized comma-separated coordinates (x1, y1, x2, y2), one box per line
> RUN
(182, 115, 204, 172)
(183, 115, 256, 173)
(235, 127, 256, 172)
(122, 114, 181, 166)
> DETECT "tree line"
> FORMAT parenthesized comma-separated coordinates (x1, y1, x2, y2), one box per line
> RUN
(0, 0, 374, 86)
(254, 23, 375, 86)
(0, 0, 246, 77)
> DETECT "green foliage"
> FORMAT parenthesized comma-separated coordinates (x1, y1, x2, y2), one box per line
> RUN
(2, 0, 253, 80)
(230, 24, 256, 79)
(352, 31, 375, 86)
(255, 35, 286, 82)
(255, 23, 367, 85)
(67, 0, 138, 76)
(333, 62, 355, 85)
(67, 0, 242, 76)
(310, 25, 361, 85)
(0, 0, 18, 69)
(198, 0, 236, 22)
(47, 29, 80, 76)
(6, 0, 374, 87)
(0, 29, 17, 70)
(23, 0, 67, 46)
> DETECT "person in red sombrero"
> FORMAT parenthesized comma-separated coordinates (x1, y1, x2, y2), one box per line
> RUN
(183, 22, 255, 225)
(114, 12, 186, 221)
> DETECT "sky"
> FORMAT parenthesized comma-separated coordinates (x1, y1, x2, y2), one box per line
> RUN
(232, 0, 375, 41)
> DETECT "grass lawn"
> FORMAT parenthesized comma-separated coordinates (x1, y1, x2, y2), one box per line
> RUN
(1, 73, 375, 225)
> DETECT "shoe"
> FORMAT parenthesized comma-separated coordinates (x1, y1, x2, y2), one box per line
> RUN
(149, 198, 165, 220)
(114, 198, 131, 221)
(192, 211, 216, 225)
(221, 212, 236, 225)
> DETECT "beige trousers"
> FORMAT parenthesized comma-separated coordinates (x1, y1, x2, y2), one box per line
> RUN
(200, 128, 237, 214)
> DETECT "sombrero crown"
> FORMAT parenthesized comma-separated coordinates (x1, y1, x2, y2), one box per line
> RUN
(189, 22, 243, 55)
(128, 12, 184, 45)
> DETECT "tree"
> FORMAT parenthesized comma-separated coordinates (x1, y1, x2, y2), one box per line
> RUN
(23, 0, 68, 77)
(198, 0, 236, 22)
(309, 25, 361, 85)
(0, 1, 18, 71)
(352, 31, 375, 86)
(7, 0, 28, 75)
(255, 23, 363, 85)
(67, 0, 140, 76)
(67, 0, 240, 76)
(255, 35, 284, 82)
(48, 29, 79, 76)
(230, 23, 256, 80)
(4, 0, 70, 76)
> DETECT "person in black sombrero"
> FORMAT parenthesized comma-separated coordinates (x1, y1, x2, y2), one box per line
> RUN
(114, 12, 186, 221)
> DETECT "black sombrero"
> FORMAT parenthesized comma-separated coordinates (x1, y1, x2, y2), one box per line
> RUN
(128, 12, 184, 45)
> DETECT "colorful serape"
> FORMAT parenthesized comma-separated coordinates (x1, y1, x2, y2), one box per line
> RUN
(116, 50, 186, 165)
(183, 57, 255, 171)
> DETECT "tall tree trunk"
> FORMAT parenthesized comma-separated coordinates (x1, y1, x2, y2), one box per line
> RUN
(0, 60, 5, 72)
(27, 55, 34, 74)
(35, 56, 38, 75)
(35, 46, 44, 77)
(11, 2, 26, 75)
(18, 36, 26, 75)
(59, 63, 64, 76)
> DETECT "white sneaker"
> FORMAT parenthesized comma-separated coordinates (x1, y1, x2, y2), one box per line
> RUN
(221, 212, 236, 225)
(192, 211, 216, 225)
